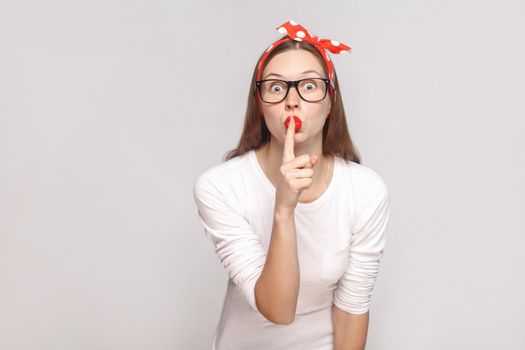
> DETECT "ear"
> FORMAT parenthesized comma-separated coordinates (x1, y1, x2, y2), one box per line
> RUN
(328, 90, 336, 115)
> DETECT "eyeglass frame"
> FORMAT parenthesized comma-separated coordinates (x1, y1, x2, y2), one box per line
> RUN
(254, 78, 334, 103)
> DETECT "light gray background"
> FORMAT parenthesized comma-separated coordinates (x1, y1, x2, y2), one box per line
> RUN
(1, 0, 524, 349)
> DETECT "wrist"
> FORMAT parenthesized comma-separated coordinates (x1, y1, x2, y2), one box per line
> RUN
(274, 207, 294, 221)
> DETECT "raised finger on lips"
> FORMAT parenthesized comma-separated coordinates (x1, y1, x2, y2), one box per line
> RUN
(282, 114, 296, 164)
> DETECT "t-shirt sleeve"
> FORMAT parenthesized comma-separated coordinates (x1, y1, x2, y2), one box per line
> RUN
(333, 177, 390, 314)
(192, 171, 267, 313)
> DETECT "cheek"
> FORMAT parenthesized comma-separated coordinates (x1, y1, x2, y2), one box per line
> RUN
(262, 116, 282, 134)
(261, 103, 282, 117)
(315, 102, 331, 116)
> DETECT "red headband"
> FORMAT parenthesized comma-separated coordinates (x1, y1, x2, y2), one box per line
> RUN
(256, 20, 352, 114)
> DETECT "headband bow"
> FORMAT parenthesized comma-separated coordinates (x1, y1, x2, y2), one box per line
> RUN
(256, 20, 352, 84)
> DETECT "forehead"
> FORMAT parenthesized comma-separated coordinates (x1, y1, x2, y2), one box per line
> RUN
(262, 50, 326, 79)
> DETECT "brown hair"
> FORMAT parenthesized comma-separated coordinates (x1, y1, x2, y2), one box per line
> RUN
(223, 38, 361, 164)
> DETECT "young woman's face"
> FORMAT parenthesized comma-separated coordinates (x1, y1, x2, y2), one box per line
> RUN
(260, 49, 332, 145)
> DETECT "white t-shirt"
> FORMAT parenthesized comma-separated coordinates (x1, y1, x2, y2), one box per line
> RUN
(192, 149, 390, 350)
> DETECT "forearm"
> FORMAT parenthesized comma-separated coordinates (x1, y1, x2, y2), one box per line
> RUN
(255, 208, 299, 324)
(332, 304, 369, 350)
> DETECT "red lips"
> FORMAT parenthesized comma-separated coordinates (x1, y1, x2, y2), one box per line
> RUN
(284, 115, 302, 132)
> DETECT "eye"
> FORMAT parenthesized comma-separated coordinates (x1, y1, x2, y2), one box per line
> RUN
(300, 79, 319, 91)
(268, 81, 286, 93)
(304, 82, 315, 90)
(270, 85, 283, 93)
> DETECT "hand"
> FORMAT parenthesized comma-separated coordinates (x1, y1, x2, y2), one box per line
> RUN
(275, 116, 319, 214)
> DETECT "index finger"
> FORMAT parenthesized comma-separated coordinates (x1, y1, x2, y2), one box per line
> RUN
(282, 116, 295, 164)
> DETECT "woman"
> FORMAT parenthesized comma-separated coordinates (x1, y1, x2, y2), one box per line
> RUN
(193, 20, 390, 350)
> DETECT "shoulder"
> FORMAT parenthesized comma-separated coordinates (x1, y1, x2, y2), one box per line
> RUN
(337, 158, 390, 233)
(337, 157, 389, 198)
(193, 151, 252, 200)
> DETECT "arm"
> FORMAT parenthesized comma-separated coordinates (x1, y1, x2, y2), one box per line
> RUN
(332, 305, 369, 350)
(255, 208, 299, 324)
(332, 176, 390, 349)
(193, 173, 299, 325)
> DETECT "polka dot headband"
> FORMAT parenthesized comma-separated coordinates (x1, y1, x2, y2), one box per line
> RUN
(256, 19, 352, 88)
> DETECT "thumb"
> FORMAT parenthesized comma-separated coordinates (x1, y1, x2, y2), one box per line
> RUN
(311, 154, 319, 167)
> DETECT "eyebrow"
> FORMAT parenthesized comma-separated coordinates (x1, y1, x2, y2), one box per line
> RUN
(263, 69, 323, 80)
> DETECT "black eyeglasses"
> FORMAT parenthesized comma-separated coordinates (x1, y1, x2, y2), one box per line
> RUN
(255, 78, 333, 103)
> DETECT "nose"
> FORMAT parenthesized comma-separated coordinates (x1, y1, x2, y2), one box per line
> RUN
(284, 85, 300, 110)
